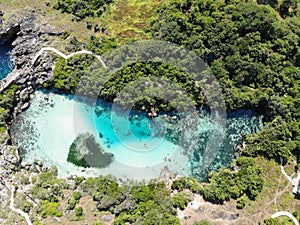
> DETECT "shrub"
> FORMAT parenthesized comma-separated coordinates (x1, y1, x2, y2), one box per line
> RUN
(172, 192, 189, 210)
(73, 191, 81, 201)
(75, 207, 83, 217)
(40, 201, 62, 218)
(236, 195, 249, 209)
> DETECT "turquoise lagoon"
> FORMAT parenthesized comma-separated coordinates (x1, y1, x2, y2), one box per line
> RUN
(0, 44, 14, 79)
(13, 90, 263, 181)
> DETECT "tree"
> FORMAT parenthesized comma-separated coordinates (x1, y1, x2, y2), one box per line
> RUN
(263, 217, 281, 225)
(279, 0, 298, 18)
(75, 207, 83, 217)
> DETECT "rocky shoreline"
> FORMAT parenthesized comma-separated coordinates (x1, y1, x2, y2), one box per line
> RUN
(0, 12, 63, 174)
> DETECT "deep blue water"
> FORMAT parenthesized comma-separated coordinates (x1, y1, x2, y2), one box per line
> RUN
(0, 44, 14, 79)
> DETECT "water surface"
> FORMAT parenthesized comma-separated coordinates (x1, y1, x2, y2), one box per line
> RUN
(13, 91, 263, 181)
(0, 44, 14, 79)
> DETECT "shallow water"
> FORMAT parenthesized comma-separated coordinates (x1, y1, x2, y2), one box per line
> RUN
(12, 90, 263, 181)
(0, 44, 14, 79)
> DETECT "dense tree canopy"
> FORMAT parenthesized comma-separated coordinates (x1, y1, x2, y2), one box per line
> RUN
(150, 0, 300, 162)
(54, 0, 113, 20)
(202, 157, 264, 204)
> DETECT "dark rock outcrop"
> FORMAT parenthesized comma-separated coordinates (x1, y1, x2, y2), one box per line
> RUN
(0, 11, 62, 172)
(0, 11, 61, 117)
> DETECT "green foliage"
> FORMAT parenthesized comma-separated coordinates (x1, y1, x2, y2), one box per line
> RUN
(39, 172, 53, 183)
(83, 178, 180, 224)
(38, 201, 63, 218)
(67, 191, 82, 210)
(293, 211, 300, 221)
(67, 132, 113, 168)
(73, 191, 81, 201)
(74, 176, 85, 187)
(150, 0, 300, 121)
(79, 177, 96, 194)
(48, 54, 98, 94)
(0, 84, 18, 132)
(15, 194, 33, 213)
(87, 35, 118, 55)
(75, 207, 83, 217)
(236, 194, 249, 209)
(48, 0, 300, 165)
(54, 0, 113, 20)
(193, 221, 212, 225)
(279, 0, 298, 18)
(171, 177, 203, 193)
(67, 197, 77, 210)
(33, 219, 44, 225)
(50, 166, 58, 176)
(172, 192, 189, 210)
(263, 217, 281, 225)
(29, 172, 68, 202)
(257, 0, 279, 8)
(202, 157, 263, 204)
(61, 30, 70, 39)
(244, 117, 299, 162)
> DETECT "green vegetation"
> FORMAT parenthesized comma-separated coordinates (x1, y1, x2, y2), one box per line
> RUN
(243, 117, 299, 162)
(0, 84, 18, 132)
(36, 1, 300, 213)
(15, 194, 33, 213)
(67, 132, 114, 168)
(262, 217, 281, 225)
(67, 191, 81, 210)
(75, 206, 84, 218)
(236, 194, 250, 209)
(75, 176, 180, 224)
(29, 171, 68, 202)
(1, 0, 299, 223)
(172, 192, 189, 210)
(45, 54, 98, 93)
(38, 201, 63, 218)
(54, 0, 113, 20)
(47, 0, 300, 167)
(171, 177, 203, 193)
(193, 221, 212, 225)
(202, 157, 263, 205)
(87, 36, 118, 55)
(106, 0, 168, 40)
(150, 0, 300, 164)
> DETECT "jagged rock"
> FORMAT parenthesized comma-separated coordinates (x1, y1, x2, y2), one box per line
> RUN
(35, 160, 43, 167)
(53, 217, 61, 222)
(3, 146, 19, 165)
(35, 164, 41, 173)
(1, 145, 20, 172)
(19, 91, 29, 104)
(21, 102, 29, 111)
(102, 215, 113, 222)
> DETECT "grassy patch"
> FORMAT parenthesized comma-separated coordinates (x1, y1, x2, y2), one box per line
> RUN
(241, 157, 299, 223)
(106, 0, 169, 41)
(0, 0, 104, 51)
